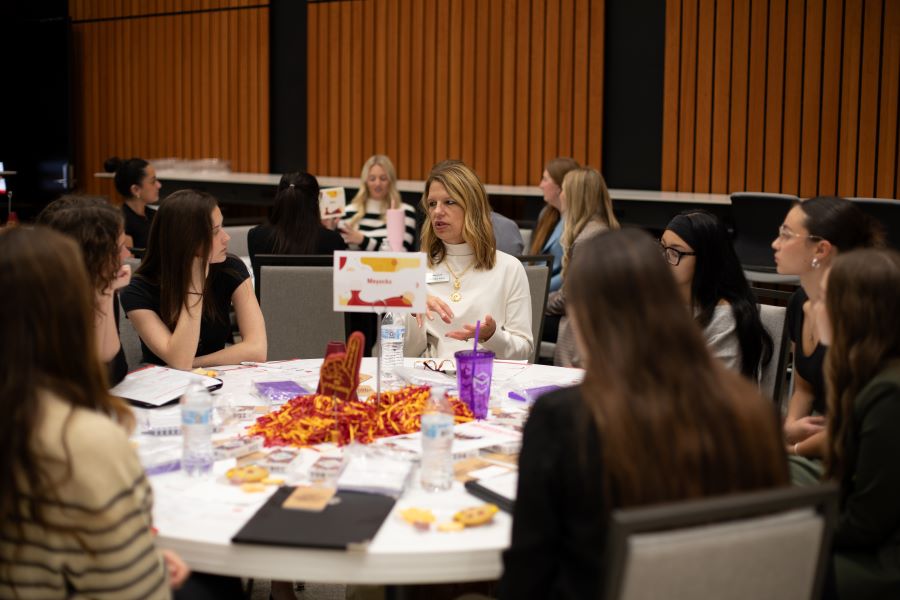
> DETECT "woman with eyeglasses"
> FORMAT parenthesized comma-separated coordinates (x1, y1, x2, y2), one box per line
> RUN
(406, 160, 533, 360)
(813, 249, 900, 599)
(500, 229, 788, 599)
(772, 197, 882, 470)
(545, 167, 619, 367)
(661, 210, 772, 380)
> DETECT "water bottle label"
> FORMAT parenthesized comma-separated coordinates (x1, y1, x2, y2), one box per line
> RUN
(422, 415, 453, 439)
(182, 408, 211, 425)
(381, 326, 406, 341)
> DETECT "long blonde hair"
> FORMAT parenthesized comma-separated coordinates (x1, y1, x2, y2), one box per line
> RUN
(561, 167, 619, 275)
(420, 160, 496, 270)
(346, 155, 401, 228)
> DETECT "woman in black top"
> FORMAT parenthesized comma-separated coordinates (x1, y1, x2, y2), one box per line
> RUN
(121, 190, 267, 369)
(247, 172, 346, 271)
(500, 230, 788, 600)
(772, 196, 882, 462)
(37, 196, 133, 384)
(104, 156, 161, 252)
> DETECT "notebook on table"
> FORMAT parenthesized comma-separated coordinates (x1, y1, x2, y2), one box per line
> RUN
(231, 486, 396, 550)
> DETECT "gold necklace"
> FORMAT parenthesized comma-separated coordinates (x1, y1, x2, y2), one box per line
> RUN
(444, 259, 475, 302)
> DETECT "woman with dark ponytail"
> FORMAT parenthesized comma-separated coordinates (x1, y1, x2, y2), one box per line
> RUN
(104, 156, 161, 251)
(661, 210, 773, 381)
(247, 172, 346, 270)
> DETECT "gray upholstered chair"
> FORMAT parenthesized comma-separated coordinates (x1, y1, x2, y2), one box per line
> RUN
(117, 295, 145, 370)
(256, 255, 345, 360)
(758, 303, 789, 407)
(223, 224, 254, 258)
(604, 483, 838, 600)
(516, 255, 552, 364)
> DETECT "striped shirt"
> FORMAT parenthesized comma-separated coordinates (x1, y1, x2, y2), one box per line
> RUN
(342, 199, 418, 252)
(0, 393, 169, 599)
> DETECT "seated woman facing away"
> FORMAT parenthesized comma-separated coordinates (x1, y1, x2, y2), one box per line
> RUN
(661, 210, 773, 380)
(121, 189, 267, 370)
(817, 249, 900, 600)
(37, 196, 134, 385)
(405, 160, 533, 360)
(500, 229, 788, 600)
(247, 171, 347, 271)
(545, 166, 619, 367)
(0, 227, 185, 598)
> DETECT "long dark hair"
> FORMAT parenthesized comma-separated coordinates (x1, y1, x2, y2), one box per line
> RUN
(667, 210, 773, 380)
(104, 156, 149, 199)
(0, 228, 133, 537)
(39, 200, 124, 294)
(270, 172, 322, 254)
(824, 249, 900, 485)
(136, 189, 220, 328)
(529, 157, 579, 255)
(566, 229, 787, 508)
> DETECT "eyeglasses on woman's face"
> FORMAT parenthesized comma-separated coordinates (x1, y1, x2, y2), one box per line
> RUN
(777, 224, 823, 243)
(659, 243, 696, 266)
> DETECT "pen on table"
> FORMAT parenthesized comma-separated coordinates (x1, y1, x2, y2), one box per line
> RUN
(240, 361, 298, 371)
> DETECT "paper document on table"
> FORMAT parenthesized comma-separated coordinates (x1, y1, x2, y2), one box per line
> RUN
(111, 365, 222, 407)
(375, 421, 522, 459)
(337, 455, 413, 498)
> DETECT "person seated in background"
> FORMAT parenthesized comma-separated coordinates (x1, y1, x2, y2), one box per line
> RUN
(816, 249, 900, 599)
(500, 229, 788, 599)
(121, 189, 267, 370)
(406, 160, 533, 360)
(772, 196, 883, 466)
(545, 167, 619, 367)
(104, 156, 161, 252)
(247, 171, 347, 271)
(490, 210, 524, 256)
(661, 210, 772, 380)
(336, 154, 417, 251)
(37, 197, 134, 384)
(0, 227, 184, 598)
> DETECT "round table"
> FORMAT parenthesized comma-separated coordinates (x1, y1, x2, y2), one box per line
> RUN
(143, 358, 583, 584)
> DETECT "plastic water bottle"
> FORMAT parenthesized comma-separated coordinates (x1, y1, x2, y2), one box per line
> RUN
(420, 388, 454, 491)
(380, 311, 406, 377)
(181, 382, 214, 477)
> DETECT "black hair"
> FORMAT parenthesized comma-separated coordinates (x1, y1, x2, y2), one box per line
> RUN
(104, 156, 150, 198)
(668, 210, 773, 380)
(799, 196, 885, 251)
(269, 172, 322, 254)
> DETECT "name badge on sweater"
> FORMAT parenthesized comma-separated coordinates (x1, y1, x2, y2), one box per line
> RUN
(426, 272, 450, 284)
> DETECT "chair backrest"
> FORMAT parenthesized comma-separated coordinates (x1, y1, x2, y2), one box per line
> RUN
(223, 224, 254, 258)
(758, 303, 789, 406)
(604, 483, 839, 600)
(117, 295, 145, 369)
(730, 192, 799, 271)
(256, 255, 345, 360)
(516, 255, 552, 364)
(848, 197, 900, 250)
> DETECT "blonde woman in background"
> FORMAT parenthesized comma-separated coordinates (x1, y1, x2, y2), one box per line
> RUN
(546, 167, 620, 367)
(338, 155, 417, 251)
(405, 160, 533, 360)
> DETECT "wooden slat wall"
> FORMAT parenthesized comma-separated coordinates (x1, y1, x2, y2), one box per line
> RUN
(307, 0, 605, 185)
(662, 0, 900, 199)
(71, 1, 269, 198)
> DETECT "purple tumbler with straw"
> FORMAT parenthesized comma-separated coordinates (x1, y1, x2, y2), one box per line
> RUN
(454, 349, 494, 419)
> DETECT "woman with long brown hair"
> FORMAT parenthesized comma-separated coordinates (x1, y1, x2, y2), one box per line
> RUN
(500, 229, 788, 599)
(815, 249, 900, 599)
(544, 167, 619, 367)
(121, 189, 266, 369)
(531, 157, 579, 293)
(0, 227, 182, 598)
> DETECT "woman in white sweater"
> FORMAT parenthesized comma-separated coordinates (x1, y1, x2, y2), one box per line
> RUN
(405, 160, 533, 360)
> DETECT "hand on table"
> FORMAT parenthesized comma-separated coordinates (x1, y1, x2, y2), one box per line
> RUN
(414, 295, 454, 328)
(446, 314, 496, 343)
(784, 415, 826, 444)
(161, 549, 190, 590)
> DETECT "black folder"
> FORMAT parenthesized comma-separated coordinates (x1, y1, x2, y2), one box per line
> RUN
(465, 479, 515, 514)
(231, 487, 396, 550)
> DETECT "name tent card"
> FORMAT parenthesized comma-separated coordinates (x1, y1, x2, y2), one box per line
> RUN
(333, 251, 426, 314)
(319, 187, 346, 218)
